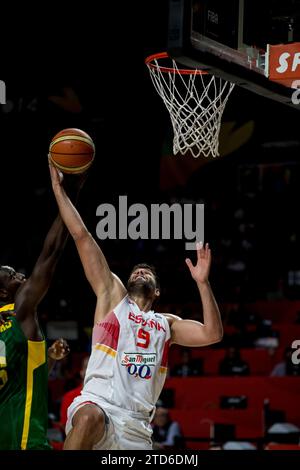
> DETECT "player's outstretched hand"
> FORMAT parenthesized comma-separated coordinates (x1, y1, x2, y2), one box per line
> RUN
(49, 158, 88, 196)
(185, 242, 211, 284)
(48, 338, 70, 361)
(49, 157, 63, 189)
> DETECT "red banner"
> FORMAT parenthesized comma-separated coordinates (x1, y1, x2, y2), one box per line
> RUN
(267, 42, 300, 87)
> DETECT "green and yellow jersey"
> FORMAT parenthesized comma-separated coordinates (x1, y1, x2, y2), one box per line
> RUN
(0, 303, 51, 450)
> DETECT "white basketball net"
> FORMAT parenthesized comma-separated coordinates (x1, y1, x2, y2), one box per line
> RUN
(146, 54, 235, 158)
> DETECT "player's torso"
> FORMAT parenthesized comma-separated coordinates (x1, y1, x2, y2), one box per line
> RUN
(84, 296, 170, 414)
(0, 304, 50, 450)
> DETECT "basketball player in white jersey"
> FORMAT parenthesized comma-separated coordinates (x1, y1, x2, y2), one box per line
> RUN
(49, 164, 223, 450)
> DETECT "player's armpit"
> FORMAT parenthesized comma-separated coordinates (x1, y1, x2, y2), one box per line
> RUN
(93, 279, 127, 324)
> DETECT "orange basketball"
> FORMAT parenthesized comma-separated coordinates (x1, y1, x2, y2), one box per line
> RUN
(49, 128, 95, 174)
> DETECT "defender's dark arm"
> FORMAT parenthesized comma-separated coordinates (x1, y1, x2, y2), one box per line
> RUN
(14, 215, 68, 339)
(14, 173, 84, 340)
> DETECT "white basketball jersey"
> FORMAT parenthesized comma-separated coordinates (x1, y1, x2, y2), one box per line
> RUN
(83, 296, 171, 415)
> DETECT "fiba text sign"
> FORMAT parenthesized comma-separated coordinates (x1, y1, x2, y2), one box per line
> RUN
(0, 80, 6, 104)
(95, 196, 204, 250)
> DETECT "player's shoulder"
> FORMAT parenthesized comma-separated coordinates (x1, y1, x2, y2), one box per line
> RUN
(159, 312, 182, 325)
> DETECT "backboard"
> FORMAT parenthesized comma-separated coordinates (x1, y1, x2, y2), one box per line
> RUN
(168, 0, 300, 109)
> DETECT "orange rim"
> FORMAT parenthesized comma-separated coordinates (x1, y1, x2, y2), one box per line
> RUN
(145, 51, 208, 75)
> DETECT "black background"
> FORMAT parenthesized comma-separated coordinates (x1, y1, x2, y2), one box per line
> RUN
(0, 1, 300, 339)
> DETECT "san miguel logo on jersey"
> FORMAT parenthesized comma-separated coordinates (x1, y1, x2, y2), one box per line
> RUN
(121, 352, 156, 366)
(128, 312, 166, 332)
(121, 352, 156, 380)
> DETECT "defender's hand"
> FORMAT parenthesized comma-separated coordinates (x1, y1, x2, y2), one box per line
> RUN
(48, 338, 70, 361)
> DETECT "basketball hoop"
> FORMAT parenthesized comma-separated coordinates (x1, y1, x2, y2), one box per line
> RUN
(145, 52, 235, 158)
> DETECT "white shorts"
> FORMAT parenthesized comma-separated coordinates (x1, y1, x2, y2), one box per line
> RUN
(65, 391, 153, 450)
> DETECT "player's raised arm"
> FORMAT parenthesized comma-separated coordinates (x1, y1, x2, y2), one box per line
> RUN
(168, 242, 223, 347)
(14, 176, 85, 339)
(48, 338, 70, 374)
(49, 164, 126, 319)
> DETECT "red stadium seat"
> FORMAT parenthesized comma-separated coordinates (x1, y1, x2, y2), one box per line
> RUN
(273, 324, 300, 349)
(241, 349, 273, 375)
(168, 407, 263, 448)
(168, 409, 211, 449)
(168, 347, 274, 375)
(164, 377, 300, 426)
(265, 443, 300, 450)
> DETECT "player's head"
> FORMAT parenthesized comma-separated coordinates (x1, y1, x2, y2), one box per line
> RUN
(0, 266, 26, 304)
(127, 263, 160, 303)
